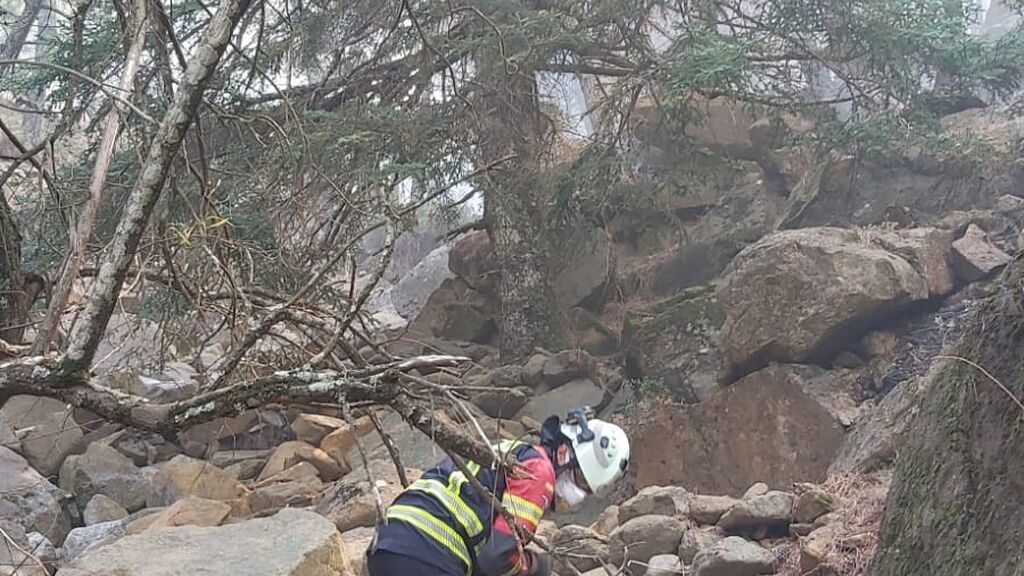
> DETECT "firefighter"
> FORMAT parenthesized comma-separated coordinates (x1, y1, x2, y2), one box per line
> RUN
(366, 407, 630, 576)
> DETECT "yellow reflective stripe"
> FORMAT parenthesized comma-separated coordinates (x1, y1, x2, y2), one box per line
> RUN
(466, 461, 481, 475)
(408, 478, 484, 537)
(503, 494, 543, 526)
(386, 505, 472, 570)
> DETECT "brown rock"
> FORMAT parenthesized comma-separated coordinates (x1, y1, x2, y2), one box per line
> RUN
(793, 489, 839, 524)
(340, 527, 376, 576)
(320, 424, 358, 469)
(250, 476, 324, 514)
(224, 459, 266, 481)
(800, 523, 842, 573)
(449, 230, 496, 294)
(259, 441, 348, 483)
(129, 497, 231, 534)
(633, 365, 846, 496)
(146, 455, 248, 507)
(291, 414, 347, 446)
(951, 223, 1012, 283)
(718, 227, 952, 380)
(255, 461, 321, 486)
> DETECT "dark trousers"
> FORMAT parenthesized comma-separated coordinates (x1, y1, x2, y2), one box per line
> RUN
(366, 549, 464, 576)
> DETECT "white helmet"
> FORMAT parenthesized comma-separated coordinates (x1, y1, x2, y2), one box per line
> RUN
(560, 413, 630, 496)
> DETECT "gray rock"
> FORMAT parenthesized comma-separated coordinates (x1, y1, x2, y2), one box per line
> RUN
(129, 362, 199, 403)
(471, 386, 532, 419)
(250, 476, 324, 515)
(0, 411, 19, 452)
(541, 350, 596, 390)
(55, 508, 347, 576)
(608, 515, 687, 567)
(83, 494, 129, 526)
(742, 483, 769, 500)
(392, 245, 454, 319)
(0, 395, 85, 477)
(689, 495, 741, 525)
(718, 491, 794, 536)
(951, 223, 1012, 283)
(618, 486, 690, 525)
(0, 522, 47, 576)
(27, 531, 58, 571)
(518, 379, 608, 422)
(678, 528, 724, 563)
(60, 442, 148, 512)
(646, 554, 683, 576)
(0, 446, 72, 546)
(59, 519, 126, 563)
(551, 524, 608, 574)
(692, 536, 776, 576)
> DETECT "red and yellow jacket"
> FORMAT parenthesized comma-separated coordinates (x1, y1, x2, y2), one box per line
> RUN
(374, 440, 556, 576)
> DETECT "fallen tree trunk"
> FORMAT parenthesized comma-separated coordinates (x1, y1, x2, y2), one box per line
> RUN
(0, 354, 506, 468)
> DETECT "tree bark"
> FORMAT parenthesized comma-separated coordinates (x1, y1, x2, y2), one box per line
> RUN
(32, 0, 150, 355)
(61, 0, 253, 374)
(869, 256, 1024, 576)
(0, 0, 45, 76)
(476, 46, 564, 365)
(0, 191, 26, 343)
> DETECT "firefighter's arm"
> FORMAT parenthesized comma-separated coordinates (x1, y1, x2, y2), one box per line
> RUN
(475, 458, 555, 576)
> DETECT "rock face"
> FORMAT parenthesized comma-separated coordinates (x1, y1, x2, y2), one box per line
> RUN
(950, 223, 1012, 282)
(1, 395, 85, 477)
(870, 260, 1024, 576)
(146, 455, 248, 507)
(56, 508, 348, 576)
(59, 443, 148, 512)
(632, 366, 846, 495)
(0, 447, 72, 545)
(692, 536, 776, 576)
(607, 515, 686, 567)
(624, 287, 725, 403)
(718, 227, 953, 380)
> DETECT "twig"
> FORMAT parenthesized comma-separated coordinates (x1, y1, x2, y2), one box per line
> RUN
(0, 60, 157, 124)
(342, 398, 387, 526)
(368, 409, 409, 488)
(0, 523, 49, 574)
(936, 355, 1024, 417)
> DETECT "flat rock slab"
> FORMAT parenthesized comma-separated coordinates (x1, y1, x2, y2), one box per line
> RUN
(56, 508, 348, 576)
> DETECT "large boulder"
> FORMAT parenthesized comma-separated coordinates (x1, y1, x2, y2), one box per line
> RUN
(607, 515, 686, 569)
(0, 447, 72, 545)
(59, 442, 148, 512)
(718, 227, 953, 381)
(631, 365, 846, 496)
(624, 287, 725, 403)
(692, 536, 776, 576)
(0, 395, 85, 477)
(391, 244, 454, 319)
(449, 231, 496, 295)
(146, 455, 248, 507)
(410, 278, 497, 344)
(56, 508, 348, 576)
(552, 228, 613, 310)
(517, 378, 609, 422)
